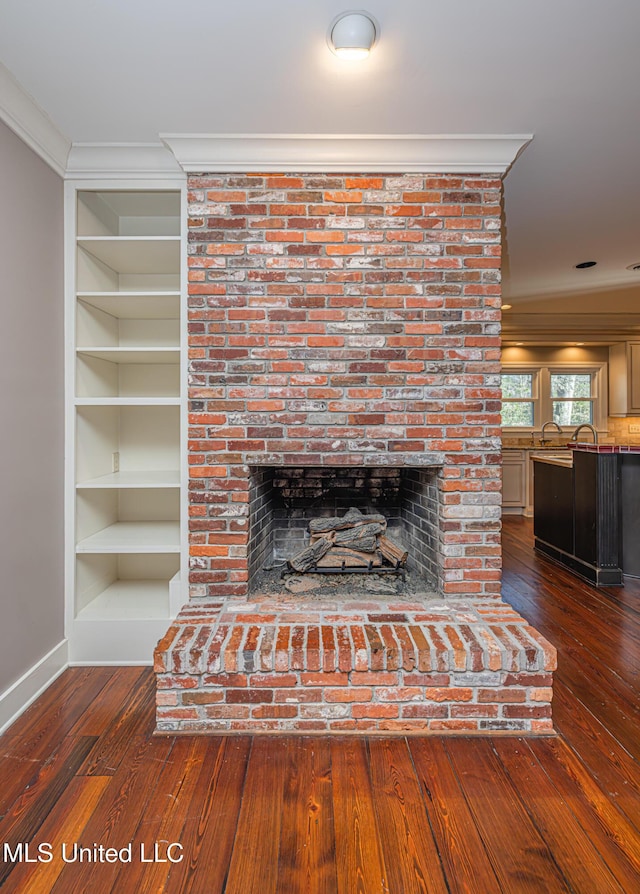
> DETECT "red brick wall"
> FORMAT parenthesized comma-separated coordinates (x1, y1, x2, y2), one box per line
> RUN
(187, 173, 503, 600)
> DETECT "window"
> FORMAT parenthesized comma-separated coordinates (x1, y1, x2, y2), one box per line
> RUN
(501, 372, 536, 426)
(500, 363, 607, 431)
(550, 373, 594, 425)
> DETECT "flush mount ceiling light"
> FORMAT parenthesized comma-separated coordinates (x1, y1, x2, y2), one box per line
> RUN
(328, 11, 379, 60)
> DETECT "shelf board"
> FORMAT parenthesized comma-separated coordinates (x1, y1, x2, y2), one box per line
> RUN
(77, 292, 180, 320)
(78, 190, 180, 225)
(77, 347, 180, 364)
(75, 397, 181, 406)
(76, 580, 170, 620)
(76, 521, 180, 553)
(77, 236, 180, 274)
(77, 470, 180, 489)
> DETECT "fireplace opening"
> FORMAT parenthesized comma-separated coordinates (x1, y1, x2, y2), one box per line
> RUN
(248, 465, 442, 598)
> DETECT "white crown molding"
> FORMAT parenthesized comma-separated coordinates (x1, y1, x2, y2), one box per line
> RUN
(0, 63, 70, 176)
(503, 312, 640, 345)
(160, 133, 532, 174)
(504, 311, 640, 326)
(65, 143, 184, 180)
(507, 277, 640, 304)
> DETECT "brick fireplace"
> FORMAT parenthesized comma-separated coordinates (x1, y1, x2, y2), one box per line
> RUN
(155, 169, 556, 733)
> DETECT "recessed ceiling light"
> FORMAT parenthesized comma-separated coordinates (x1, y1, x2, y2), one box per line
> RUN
(501, 303, 512, 310)
(626, 262, 640, 271)
(515, 342, 524, 346)
(575, 261, 597, 269)
(574, 342, 585, 346)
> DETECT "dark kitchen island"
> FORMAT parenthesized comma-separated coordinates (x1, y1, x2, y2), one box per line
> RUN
(531, 444, 640, 586)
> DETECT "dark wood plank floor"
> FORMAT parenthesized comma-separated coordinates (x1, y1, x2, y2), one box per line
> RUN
(1, 517, 639, 893)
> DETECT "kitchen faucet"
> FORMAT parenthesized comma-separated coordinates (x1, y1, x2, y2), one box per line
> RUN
(570, 423, 598, 444)
(539, 420, 563, 444)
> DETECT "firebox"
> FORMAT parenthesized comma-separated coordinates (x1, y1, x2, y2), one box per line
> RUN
(247, 465, 442, 594)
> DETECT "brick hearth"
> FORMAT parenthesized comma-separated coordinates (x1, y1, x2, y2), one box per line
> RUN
(155, 597, 555, 733)
(156, 170, 556, 734)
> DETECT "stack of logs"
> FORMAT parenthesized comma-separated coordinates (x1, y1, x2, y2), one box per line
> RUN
(287, 507, 408, 573)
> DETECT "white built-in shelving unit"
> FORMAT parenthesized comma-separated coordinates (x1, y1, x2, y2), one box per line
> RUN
(66, 184, 186, 662)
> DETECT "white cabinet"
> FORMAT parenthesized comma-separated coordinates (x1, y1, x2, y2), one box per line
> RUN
(67, 186, 185, 662)
(502, 449, 528, 513)
(609, 342, 640, 416)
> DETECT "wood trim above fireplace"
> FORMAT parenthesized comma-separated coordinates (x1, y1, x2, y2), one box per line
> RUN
(161, 133, 532, 174)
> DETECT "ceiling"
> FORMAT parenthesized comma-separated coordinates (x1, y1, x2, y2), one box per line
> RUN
(2, 0, 640, 337)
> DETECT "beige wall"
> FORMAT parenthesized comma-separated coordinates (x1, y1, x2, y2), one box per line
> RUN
(0, 121, 64, 692)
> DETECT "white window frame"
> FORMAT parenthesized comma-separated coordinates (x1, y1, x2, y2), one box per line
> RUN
(501, 368, 540, 429)
(500, 361, 608, 433)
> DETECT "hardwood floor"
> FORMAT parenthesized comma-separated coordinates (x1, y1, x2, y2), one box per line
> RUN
(1, 517, 639, 893)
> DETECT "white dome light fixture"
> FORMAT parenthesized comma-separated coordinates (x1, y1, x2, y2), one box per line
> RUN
(328, 11, 379, 61)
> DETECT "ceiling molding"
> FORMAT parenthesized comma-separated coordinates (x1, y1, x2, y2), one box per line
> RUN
(160, 133, 532, 174)
(502, 312, 640, 344)
(506, 279, 640, 303)
(0, 63, 70, 177)
(65, 143, 184, 180)
(503, 313, 640, 330)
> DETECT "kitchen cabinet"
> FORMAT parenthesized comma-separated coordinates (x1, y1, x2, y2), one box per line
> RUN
(502, 448, 557, 516)
(609, 341, 640, 415)
(502, 449, 527, 512)
(67, 184, 186, 662)
(533, 458, 574, 555)
(621, 456, 640, 577)
(532, 451, 623, 586)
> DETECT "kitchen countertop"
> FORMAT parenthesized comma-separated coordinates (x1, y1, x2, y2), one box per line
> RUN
(503, 440, 640, 454)
(570, 443, 640, 454)
(530, 442, 640, 467)
(502, 439, 571, 449)
(531, 453, 574, 467)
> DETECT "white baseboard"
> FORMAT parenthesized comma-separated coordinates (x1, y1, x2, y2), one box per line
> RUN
(0, 640, 69, 734)
(69, 660, 152, 667)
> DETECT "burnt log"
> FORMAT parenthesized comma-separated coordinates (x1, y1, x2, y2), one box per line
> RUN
(378, 535, 408, 567)
(308, 507, 387, 534)
(315, 547, 383, 569)
(309, 531, 336, 544)
(309, 531, 336, 545)
(287, 537, 332, 572)
(289, 509, 405, 575)
(333, 522, 385, 553)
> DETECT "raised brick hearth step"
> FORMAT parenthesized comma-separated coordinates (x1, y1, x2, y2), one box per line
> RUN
(155, 598, 556, 734)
